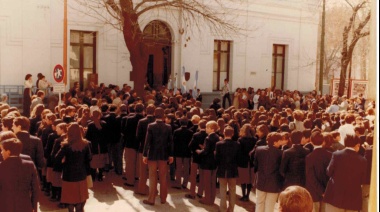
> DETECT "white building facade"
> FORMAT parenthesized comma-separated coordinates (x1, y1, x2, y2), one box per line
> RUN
(0, 0, 320, 93)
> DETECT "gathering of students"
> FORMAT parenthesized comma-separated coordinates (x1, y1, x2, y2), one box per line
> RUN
(0, 75, 376, 212)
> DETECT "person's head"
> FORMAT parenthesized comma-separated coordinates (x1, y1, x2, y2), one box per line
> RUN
(64, 123, 87, 151)
(330, 131, 341, 142)
(0, 131, 17, 142)
(12, 116, 30, 133)
(206, 120, 219, 134)
(354, 125, 365, 136)
(191, 115, 200, 125)
(56, 123, 68, 136)
(135, 103, 145, 113)
(344, 135, 361, 150)
(154, 107, 165, 119)
(239, 123, 255, 138)
(198, 119, 207, 130)
(1, 116, 14, 131)
(256, 124, 269, 138)
(344, 114, 355, 124)
(266, 132, 282, 147)
(278, 186, 313, 212)
(179, 117, 189, 126)
(36, 90, 45, 98)
(146, 104, 156, 116)
(290, 130, 303, 145)
(224, 126, 234, 138)
(310, 131, 324, 146)
(25, 74, 32, 81)
(301, 129, 312, 145)
(1, 138, 23, 160)
(322, 132, 334, 149)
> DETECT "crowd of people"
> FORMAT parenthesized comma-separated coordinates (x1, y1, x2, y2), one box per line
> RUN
(0, 74, 376, 212)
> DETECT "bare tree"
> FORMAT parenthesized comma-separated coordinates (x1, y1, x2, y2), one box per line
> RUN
(338, 0, 370, 96)
(71, 0, 244, 95)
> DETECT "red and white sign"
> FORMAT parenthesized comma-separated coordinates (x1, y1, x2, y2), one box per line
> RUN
(53, 64, 65, 83)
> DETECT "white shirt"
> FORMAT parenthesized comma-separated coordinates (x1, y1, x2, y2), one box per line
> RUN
(338, 123, 355, 145)
(24, 80, 33, 88)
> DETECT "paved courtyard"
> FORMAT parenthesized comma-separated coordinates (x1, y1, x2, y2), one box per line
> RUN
(38, 170, 262, 212)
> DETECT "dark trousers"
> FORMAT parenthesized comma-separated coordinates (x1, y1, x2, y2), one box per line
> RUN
(201, 169, 217, 204)
(223, 93, 231, 109)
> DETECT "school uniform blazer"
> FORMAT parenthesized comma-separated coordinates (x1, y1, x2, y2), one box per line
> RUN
(253, 145, 283, 193)
(103, 112, 121, 144)
(173, 126, 193, 158)
(324, 149, 367, 211)
(122, 113, 144, 150)
(188, 130, 208, 164)
(0, 157, 39, 212)
(55, 143, 92, 182)
(136, 115, 156, 154)
(215, 139, 240, 178)
(198, 132, 220, 170)
(16, 131, 45, 169)
(237, 137, 256, 168)
(45, 132, 59, 167)
(305, 148, 332, 202)
(280, 144, 309, 188)
(85, 120, 108, 154)
(143, 120, 173, 161)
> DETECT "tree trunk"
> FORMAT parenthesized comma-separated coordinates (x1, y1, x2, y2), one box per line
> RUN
(121, 2, 148, 97)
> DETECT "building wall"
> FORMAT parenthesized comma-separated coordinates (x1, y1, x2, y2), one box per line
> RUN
(0, 0, 319, 93)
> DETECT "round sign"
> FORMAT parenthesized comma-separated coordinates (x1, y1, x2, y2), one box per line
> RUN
(53, 64, 65, 83)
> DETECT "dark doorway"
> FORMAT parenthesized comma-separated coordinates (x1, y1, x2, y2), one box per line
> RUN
(143, 21, 172, 90)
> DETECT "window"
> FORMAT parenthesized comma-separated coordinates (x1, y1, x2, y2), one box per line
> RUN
(213, 40, 231, 91)
(70, 31, 96, 90)
(272, 44, 286, 90)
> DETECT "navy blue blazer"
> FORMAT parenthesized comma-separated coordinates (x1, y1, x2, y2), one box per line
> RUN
(0, 157, 39, 212)
(199, 132, 220, 170)
(253, 145, 283, 193)
(16, 131, 45, 169)
(215, 139, 240, 178)
(305, 147, 332, 202)
(136, 115, 156, 153)
(280, 144, 309, 188)
(188, 130, 208, 164)
(324, 149, 367, 210)
(237, 137, 256, 168)
(122, 113, 144, 150)
(173, 126, 193, 158)
(143, 120, 173, 161)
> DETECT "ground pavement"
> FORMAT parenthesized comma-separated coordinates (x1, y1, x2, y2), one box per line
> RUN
(38, 170, 268, 212)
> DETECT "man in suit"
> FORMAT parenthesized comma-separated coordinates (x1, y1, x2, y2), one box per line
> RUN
(196, 120, 220, 205)
(122, 103, 145, 186)
(324, 135, 367, 211)
(0, 138, 40, 212)
(134, 104, 156, 195)
(185, 119, 207, 199)
(280, 130, 309, 188)
(305, 131, 332, 212)
(103, 104, 122, 175)
(142, 107, 174, 205)
(172, 117, 193, 189)
(13, 116, 44, 170)
(215, 126, 240, 212)
(253, 132, 283, 212)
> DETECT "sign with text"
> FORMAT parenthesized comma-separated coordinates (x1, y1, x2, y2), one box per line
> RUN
(53, 83, 65, 93)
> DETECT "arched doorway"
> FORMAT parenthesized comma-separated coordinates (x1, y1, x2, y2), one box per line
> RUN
(143, 20, 172, 90)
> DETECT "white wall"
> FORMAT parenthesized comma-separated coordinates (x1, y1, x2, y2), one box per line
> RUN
(0, 0, 319, 93)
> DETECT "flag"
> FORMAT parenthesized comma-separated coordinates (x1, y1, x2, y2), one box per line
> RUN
(181, 66, 187, 93)
(193, 70, 199, 98)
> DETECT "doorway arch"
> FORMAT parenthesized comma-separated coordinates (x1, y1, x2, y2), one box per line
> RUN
(143, 20, 172, 89)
